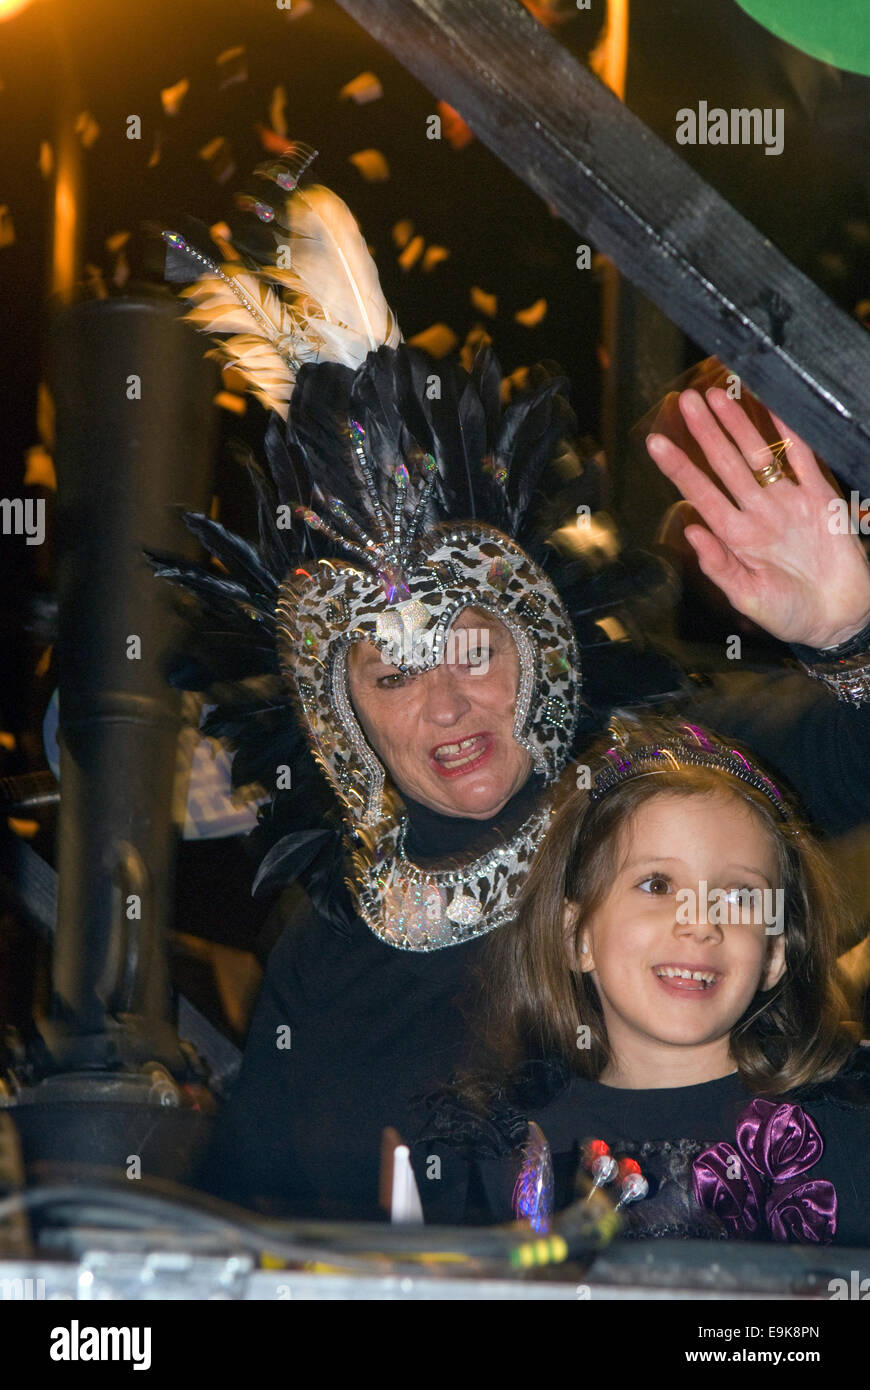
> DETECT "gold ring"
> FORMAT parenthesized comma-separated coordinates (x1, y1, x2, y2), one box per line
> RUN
(753, 462, 786, 488)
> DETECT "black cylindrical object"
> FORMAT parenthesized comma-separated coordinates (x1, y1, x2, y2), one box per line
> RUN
(45, 292, 217, 1071)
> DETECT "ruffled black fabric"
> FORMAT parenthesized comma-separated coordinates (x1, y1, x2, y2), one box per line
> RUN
(412, 1056, 572, 1159)
(597, 1138, 728, 1241)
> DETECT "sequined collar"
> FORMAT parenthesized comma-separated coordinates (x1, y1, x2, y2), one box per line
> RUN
(354, 798, 555, 951)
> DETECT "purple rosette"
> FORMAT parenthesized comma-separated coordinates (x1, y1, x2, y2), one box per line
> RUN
(691, 1143, 765, 1237)
(692, 1099, 837, 1243)
(765, 1176, 837, 1244)
(736, 1099, 823, 1181)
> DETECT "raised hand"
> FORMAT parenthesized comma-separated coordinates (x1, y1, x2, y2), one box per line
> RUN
(646, 388, 870, 650)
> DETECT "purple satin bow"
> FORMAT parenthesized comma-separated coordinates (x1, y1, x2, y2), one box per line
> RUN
(692, 1099, 837, 1243)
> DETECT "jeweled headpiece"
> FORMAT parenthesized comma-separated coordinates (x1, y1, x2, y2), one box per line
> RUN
(589, 718, 793, 821)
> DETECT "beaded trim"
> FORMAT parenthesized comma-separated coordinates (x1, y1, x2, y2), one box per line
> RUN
(355, 802, 555, 951)
(589, 727, 791, 821)
(800, 652, 870, 708)
(330, 643, 386, 820)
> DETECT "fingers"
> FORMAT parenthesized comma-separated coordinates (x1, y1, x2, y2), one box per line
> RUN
(646, 430, 738, 537)
(681, 389, 782, 508)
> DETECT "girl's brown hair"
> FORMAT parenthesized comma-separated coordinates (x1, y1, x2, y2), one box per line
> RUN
(476, 750, 854, 1096)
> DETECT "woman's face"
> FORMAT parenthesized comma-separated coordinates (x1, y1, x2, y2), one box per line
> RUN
(569, 791, 786, 1084)
(347, 607, 532, 819)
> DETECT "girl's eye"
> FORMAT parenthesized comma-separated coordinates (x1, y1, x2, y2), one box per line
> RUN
(637, 874, 672, 896)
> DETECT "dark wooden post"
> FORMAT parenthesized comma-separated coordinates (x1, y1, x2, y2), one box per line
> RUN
(336, 0, 870, 494)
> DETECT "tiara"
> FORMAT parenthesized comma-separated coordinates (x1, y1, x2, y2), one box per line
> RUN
(587, 721, 792, 821)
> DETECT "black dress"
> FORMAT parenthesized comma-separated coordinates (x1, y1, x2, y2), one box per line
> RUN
(409, 1046, 870, 1246)
(197, 665, 870, 1219)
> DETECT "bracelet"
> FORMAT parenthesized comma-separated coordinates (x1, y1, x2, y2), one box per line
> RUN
(790, 614, 870, 666)
(792, 615, 870, 706)
(798, 649, 870, 707)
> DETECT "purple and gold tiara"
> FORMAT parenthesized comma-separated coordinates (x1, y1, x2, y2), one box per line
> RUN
(588, 720, 792, 821)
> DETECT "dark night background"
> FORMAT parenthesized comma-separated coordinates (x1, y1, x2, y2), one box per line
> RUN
(0, 0, 868, 1007)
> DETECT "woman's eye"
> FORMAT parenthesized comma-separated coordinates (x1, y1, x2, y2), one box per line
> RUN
(377, 672, 409, 688)
(637, 874, 672, 896)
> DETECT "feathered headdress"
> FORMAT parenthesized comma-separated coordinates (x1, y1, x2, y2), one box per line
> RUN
(151, 145, 682, 941)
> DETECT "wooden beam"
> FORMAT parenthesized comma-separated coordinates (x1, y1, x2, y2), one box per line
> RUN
(336, 0, 870, 494)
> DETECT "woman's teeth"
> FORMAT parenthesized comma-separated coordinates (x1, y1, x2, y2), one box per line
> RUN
(655, 967, 718, 988)
(434, 736, 483, 767)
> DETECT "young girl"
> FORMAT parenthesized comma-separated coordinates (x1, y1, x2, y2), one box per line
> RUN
(411, 719, 870, 1244)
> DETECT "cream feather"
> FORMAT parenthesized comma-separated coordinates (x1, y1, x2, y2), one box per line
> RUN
(167, 182, 400, 420)
(274, 184, 402, 362)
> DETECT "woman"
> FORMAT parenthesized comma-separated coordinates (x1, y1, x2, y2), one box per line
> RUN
(153, 147, 870, 1219)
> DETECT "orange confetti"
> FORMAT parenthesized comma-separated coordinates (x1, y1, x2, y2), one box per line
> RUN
(0, 204, 14, 249)
(398, 234, 424, 271)
(269, 85, 288, 138)
(521, 0, 576, 28)
(209, 221, 240, 261)
(106, 230, 130, 255)
(38, 142, 53, 178)
(221, 364, 249, 394)
(23, 445, 56, 492)
(37, 382, 54, 451)
(501, 366, 531, 403)
(75, 111, 100, 148)
(422, 245, 450, 272)
(470, 286, 497, 317)
(460, 326, 492, 373)
(514, 297, 548, 327)
(437, 101, 474, 150)
(348, 148, 390, 182)
(199, 137, 235, 185)
(214, 391, 246, 415)
(8, 818, 39, 840)
(256, 123, 295, 156)
(392, 220, 414, 249)
(148, 131, 162, 169)
(340, 71, 383, 105)
(407, 323, 459, 358)
(281, 0, 313, 17)
(217, 47, 247, 90)
(161, 78, 189, 117)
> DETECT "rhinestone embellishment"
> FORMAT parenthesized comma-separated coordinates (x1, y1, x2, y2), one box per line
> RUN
(487, 557, 513, 592)
(445, 894, 483, 926)
(356, 804, 555, 951)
